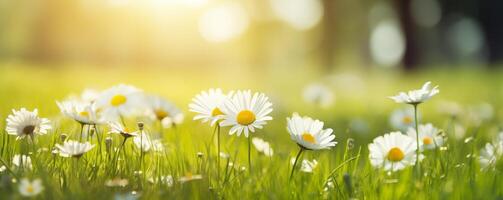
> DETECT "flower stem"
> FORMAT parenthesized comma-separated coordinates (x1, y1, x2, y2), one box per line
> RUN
(216, 124, 221, 183)
(114, 137, 128, 174)
(248, 135, 252, 174)
(79, 123, 84, 142)
(289, 147, 304, 181)
(413, 104, 421, 177)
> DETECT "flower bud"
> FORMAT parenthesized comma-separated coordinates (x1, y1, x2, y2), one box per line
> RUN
(105, 137, 113, 151)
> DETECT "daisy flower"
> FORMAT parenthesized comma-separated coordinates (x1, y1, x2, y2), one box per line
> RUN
(302, 83, 334, 108)
(406, 123, 443, 150)
(109, 121, 139, 138)
(81, 88, 101, 103)
(437, 101, 463, 118)
(290, 159, 318, 173)
(95, 84, 144, 120)
(252, 137, 274, 157)
(12, 154, 32, 170)
(220, 90, 273, 137)
(18, 178, 44, 197)
(5, 108, 52, 140)
(145, 95, 184, 128)
(287, 113, 335, 179)
(57, 100, 102, 125)
(133, 132, 164, 153)
(368, 131, 418, 171)
(479, 133, 503, 171)
(189, 88, 229, 126)
(56, 140, 95, 158)
(468, 102, 494, 125)
(286, 113, 336, 150)
(189, 88, 231, 179)
(389, 81, 439, 105)
(389, 107, 417, 131)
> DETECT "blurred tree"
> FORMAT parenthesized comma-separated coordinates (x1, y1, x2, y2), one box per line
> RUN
(320, 0, 337, 72)
(479, 0, 503, 64)
(394, 0, 418, 70)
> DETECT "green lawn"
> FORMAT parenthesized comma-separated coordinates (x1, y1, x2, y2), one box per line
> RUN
(0, 63, 502, 199)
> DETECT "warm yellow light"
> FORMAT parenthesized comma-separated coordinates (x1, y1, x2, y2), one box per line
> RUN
(199, 2, 249, 43)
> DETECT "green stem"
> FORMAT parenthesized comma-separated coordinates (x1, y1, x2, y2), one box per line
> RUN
(248, 135, 252, 174)
(413, 104, 421, 177)
(79, 123, 84, 142)
(217, 125, 221, 183)
(158, 120, 163, 138)
(114, 137, 128, 174)
(289, 147, 304, 181)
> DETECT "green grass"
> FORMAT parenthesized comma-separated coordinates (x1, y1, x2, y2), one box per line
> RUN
(0, 63, 502, 199)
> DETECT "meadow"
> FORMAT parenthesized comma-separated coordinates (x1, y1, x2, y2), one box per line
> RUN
(0, 63, 502, 199)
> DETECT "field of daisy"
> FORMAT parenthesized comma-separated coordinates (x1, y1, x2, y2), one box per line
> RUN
(0, 64, 502, 199)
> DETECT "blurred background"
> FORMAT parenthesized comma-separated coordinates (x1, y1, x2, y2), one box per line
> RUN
(1, 0, 503, 147)
(1, 0, 502, 71)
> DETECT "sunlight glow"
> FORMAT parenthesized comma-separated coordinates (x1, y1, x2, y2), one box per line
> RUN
(198, 2, 249, 42)
(270, 0, 323, 30)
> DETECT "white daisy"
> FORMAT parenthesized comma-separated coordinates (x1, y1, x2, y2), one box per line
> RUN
(368, 131, 418, 171)
(389, 107, 417, 131)
(389, 81, 439, 104)
(437, 101, 463, 117)
(286, 113, 336, 150)
(479, 133, 503, 171)
(56, 140, 95, 158)
(302, 83, 334, 108)
(220, 90, 273, 137)
(12, 154, 32, 170)
(252, 137, 274, 157)
(81, 88, 101, 103)
(145, 95, 184, 128)
(133, 132, 164, 153)
(189, 88, 229, 126)
(95, 84, 144, 120)
(18, 178, 43, 197)
(468, 102, 494, 125)
(109, 121, 139, 138)
(290, 159, 318, 173)
(406, 123, 443, 150)
(5, 108, 52, 140)
(57, 100, 102, 125)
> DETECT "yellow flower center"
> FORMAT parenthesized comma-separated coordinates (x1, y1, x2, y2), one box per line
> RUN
(387, 147, 405, 162)
(423, 136, 433, 145)
(110, 95, 127, 106)
(402, 116, 413, 124)
(211, 107, 224, 117)
(79, 111, 89, 117)
(155, 109, 168, 120)
(26, 185, 34, 193)
(185, 172, 193, 179)
(236, 110, 255, 125)
(302, 133, 316, 144)
(123, 127, 130, 133)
